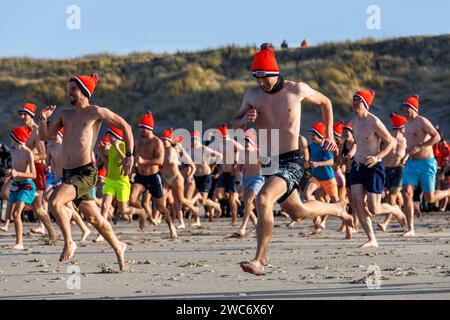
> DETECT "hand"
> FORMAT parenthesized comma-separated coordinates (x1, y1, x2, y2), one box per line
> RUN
(408, 145, 422, 156)
(311, 161, 319, 168)
(321, 137, 337, 152)
(247, 107, 257, 123)
(121, 156, 134, 176)
(41, 105, 56, 121)
(365, 155, 379, 168)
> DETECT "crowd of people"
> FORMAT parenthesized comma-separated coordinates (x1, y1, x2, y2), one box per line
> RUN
(0, 44, 449, 275)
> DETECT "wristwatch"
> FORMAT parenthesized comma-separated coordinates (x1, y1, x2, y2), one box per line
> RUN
(126, 152, 132, 158)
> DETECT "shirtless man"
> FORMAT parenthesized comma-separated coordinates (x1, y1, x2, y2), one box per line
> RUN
(401, 95, 450, 236)
(190, 131, 223, 224)
(232, 46, 353, 276)
(46, 128, 91, 242)
(19, 103, 57, 243)
(213, 124, 243, 226)
(39, 73, 130, 271)
(233, 129, 263, 237)
(3, 127, 36, 250)
(160, 129, 199, 231)
(378, 113, 408, 232)
(130, 112, 177, 239)
(348, 90, 406, 248)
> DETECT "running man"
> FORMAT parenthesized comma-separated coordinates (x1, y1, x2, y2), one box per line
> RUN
(401, 95, 450, 236)
(348, 90, 406, 248)
(378, 113, 408, 232)
(190, 131, 223, 224)
(232, 46, 353, 276)
(19, 103, 58, 243)
(130, 112, 177, 239)
(39, 73, 131, 271)
(94, 127, 146, 242)
(233, 129, 263, 237)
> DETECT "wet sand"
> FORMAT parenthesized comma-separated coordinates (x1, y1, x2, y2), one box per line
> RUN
(0, 212, 449, 300)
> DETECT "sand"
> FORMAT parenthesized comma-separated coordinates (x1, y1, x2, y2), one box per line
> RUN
(0, 212, 449, 300)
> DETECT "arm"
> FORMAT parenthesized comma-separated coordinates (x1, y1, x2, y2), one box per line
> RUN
(39, 106, 63, 141)
(300, 82, 336, 151)
(112, 142, 126, 161)
(231, 91, 255, 129)
(366, 119, 395, 168)
(312, 158, 334, 168)
(181, 148, 196, 178)
(97, 107, 134, 175)
(417, 118, 441, 149)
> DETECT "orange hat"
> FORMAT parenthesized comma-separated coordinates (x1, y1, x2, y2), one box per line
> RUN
(218, 124, 229, 138)
(161, 129, 174, 142)
(19, 103, 37, 118)
(403, 95, 420, 113)
(191, 131, 202, 141)
(310, 122, 326, 139)
(102, 135, 110, 145)
(107, 127, 124, 140)
(354, 89, 375, 110)
(252, 49, 279, 77)
(70, 73, 99, 98)
(98, 168, 107, 178)
(58, 127, 64, 138)
(10, 126, 32, 145)
(139, 111, 154, 131)
(174, 135, 184, 145)
(333, 121, 345, 138)
(244, 129, 258, 148)
(344, 121, 353, 133)
(390, 113, 407, 129)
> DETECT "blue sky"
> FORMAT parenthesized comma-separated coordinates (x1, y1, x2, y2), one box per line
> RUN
(0, 0, 449, 58)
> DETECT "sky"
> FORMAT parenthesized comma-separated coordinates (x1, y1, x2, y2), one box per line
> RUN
(0, 0, 449, 58)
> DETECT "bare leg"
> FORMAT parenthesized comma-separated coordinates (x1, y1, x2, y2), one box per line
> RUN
(378, 188, 401, 231)
(351, 185, 378, 248)
(235, 191, 257, 237)
(69, 202, 91, 241)
(229, 192, 239, 226)
(155, 197, 177, 240)
(0, 201, 13, 232)
(402, 185, 416, 237)
(78, 200, 127, 271)
(31, 192, 57, 243)
(12, 201, 25, 250)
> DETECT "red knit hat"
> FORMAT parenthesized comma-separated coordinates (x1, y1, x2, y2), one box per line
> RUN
(390, 113, 407, 129)
(191, 131, 202, 141)
(354, 89, 375, 110)
(218, 124, 229, 138)
(403, 95, 420, 113)
(139, 111, 154, 131)
(252, 49, 279, 77)
(102, 135, 110, 145)
(174, 135, 184, 145)
(98, 168, 107, 178)
(71, 73, 99, 98)
(344, 121, 353, 133)
(244, 129, 258, 147)
(310, 122, 326, 139)
(19, 103, 37, 118)
(333, 121, 345, 138)
(58, 127, 64, 138)
(107, 127, 124, 140)
(10, 126, 32, 145)
(162, 129, 174, 142)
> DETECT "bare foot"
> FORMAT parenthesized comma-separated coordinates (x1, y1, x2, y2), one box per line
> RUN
(240, 260, 265, 276)
(81, 229, 91, 242)
(12, 244, 24, 250)
(93, 234, 104, 243)
(47, 235, 59, 245)
(233, 230, 245, 238)
(231, 221, 239, 226)
(344, 226, 352, 240)
(115, 242, 127, 272)
(190, 221, 202, 228)
(337, 201, 354, 228)
(359, 240, 379, 248)
(59, 242, 77, 262)
(177, 224, 186, 229)
(414, 203, 421, 218)
(0, 226, 9, 232)
(31, 227, 45, 235)
(377, 223, 388, 232)
(287, 221, 296, 228)
(402, 230, 415, 237)
(337, 225, 346, 233)
(170, 225, 178, 240)
(138, 214, 146, 230)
